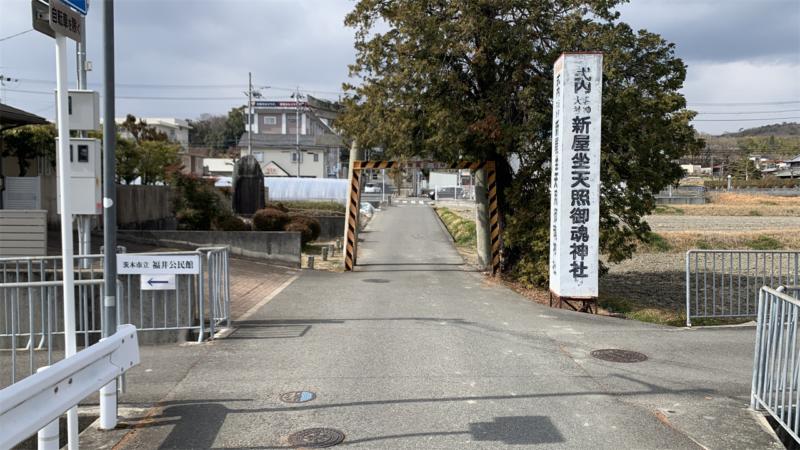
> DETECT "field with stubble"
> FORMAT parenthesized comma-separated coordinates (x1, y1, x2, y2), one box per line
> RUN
(600, 193, 800, 323)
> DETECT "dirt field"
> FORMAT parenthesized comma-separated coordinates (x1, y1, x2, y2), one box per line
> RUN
(645, 215, 800, 232)
(600, 253, 686, 312)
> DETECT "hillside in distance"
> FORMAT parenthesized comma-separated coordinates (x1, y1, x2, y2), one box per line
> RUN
(721, 122, 800, 138)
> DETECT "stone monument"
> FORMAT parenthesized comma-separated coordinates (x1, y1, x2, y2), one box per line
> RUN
(232, 155, 265, 215)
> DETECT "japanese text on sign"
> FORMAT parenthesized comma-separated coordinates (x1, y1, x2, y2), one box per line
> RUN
(117, 255, 201, 275)
(549, 53, 603, 297)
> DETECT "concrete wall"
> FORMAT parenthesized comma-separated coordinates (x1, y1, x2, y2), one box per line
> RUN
(315, 216, 345, 241)
(711, 187, 800, 197)
(655, 196, 706, 205)
(116, 230, 302, 267)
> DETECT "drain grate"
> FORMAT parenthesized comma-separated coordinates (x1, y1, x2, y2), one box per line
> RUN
(280, 391, 316, 403)
(288, 428, 345, 448)
(362, 279, 390, 283)
(590, 349, 649, 363)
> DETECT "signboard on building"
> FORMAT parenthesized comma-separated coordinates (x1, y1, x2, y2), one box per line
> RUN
(252, 101, 308, 108)
(399, 162, 448, 169)
(117, 254, 201, 275)
(549, 52, 603, 298)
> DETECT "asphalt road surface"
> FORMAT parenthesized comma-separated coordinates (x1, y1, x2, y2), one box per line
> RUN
(118, 205, 780, 449)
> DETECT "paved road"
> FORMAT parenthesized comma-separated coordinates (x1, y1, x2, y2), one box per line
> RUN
(118, 205, 781, 449)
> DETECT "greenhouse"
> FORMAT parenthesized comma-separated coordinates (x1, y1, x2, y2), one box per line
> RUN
(215, 177, 348, 205)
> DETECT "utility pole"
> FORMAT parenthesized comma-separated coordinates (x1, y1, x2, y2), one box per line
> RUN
(101, 0, 119, 430)
(76, 15, 90, 268)
(247, 72, 252, 157)
(292, 87, 304, 177)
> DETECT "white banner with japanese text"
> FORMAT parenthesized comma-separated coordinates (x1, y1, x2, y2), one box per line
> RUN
(117, 254, 201, 275)
(549, 53, 603, 297)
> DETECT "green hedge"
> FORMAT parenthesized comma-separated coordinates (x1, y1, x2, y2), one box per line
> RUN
(704, 179, 798, 188)
(283, 201, 346, 213)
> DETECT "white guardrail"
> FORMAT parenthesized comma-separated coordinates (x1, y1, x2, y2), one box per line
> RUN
(751, 286, 800, 445)
(0, 324, 140, 450)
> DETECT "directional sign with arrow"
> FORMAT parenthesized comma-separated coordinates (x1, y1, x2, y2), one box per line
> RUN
(140, 274, 176, 291)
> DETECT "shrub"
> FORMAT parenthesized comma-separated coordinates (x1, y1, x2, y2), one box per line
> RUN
(214, 215, 247, 232)
(252, 208, 290, 231)
(290, 215, 321, 241)
(263, 201, 288, 212)
(696, 240, 712, 250)
(283, 201, 346, 213)
(788, 184, 795, 189)
(165, 166, 225, 230)
(285, 222, 313, 245)
(646, 232, 670, 251)
(748, 210, 763, 216)
(747, 236, 780, 251)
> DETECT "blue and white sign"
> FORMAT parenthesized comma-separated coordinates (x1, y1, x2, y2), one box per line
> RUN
(59, 0, 88, 16)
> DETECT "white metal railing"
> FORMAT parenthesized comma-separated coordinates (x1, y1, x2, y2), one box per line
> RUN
(751, 286, 800, 445)
(2, 248, 230, 388)
(686, 250, 800, 326)
(0, 324, 140, 450)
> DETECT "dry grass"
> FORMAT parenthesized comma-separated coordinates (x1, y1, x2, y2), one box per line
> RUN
(676, 205, 800, 216)
(640, 229, 800, 253)
(708, 193, 800, 206)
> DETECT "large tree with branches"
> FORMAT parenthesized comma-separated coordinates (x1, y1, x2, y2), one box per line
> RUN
(339, 0, 702, 284)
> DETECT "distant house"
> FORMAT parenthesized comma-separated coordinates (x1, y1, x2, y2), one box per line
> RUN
(774, 154, 800, 179)
(238, 102, 345, 178)
(114, 117, 193, 150)
(204, 158, 236, 177)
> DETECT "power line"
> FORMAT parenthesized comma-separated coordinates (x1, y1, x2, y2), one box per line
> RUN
(694, 117, 800, 122)
(11, 77, 343, 95)
(697, 109, 800, 115)
(689, 101, 800, 106)
(0, 29, 33, 42)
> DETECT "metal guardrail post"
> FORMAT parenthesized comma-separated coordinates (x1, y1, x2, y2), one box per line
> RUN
(686, 251, 691, 327)
(36, 367, 59, 450)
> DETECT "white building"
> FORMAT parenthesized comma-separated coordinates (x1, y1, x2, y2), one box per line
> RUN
(111, 117, 193, 150)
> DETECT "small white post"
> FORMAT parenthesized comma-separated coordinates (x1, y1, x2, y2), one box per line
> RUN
(56, 32, 79, 450)
(37, 367, 60, 450)
(99, 380, 117, 430)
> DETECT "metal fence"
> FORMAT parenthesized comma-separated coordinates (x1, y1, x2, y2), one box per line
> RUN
(751, 286, 800, 444)
(686, 250, 800, 326)
(1, 248, 230, 387)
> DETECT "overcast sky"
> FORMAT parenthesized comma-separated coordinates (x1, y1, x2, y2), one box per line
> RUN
(1, 0, 798, 135)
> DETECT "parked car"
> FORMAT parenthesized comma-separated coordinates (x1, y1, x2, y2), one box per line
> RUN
(364, 183, 382, 193)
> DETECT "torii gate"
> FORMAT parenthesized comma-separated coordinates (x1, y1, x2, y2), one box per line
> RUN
(344, 160, 500, 274)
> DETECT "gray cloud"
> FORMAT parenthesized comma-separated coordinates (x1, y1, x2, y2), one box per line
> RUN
(1, 0, 798, 134)
(615, 0, 800, 64)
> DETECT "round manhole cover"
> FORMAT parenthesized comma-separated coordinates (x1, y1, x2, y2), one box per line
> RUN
(590, 349, 649, 363)
(362, 279, 390, 283)
(280, 391, 316, 403)
(288, 428, 345, 448)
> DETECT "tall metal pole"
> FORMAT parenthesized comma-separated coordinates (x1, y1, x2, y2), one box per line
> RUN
(296, 87, 300, 177)
(247, 72, 252, 156)
(101, 0, 119, 430)
(77, 15, 90, 268)
(56, 31, 80, 450)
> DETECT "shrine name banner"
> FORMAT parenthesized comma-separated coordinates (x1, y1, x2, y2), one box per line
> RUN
(549, 52, 603, 298)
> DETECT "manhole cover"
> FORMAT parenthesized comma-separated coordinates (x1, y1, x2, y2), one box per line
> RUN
(288, 428, 345, 448)
(590, 349, 649, 363)
(362, 279, 390, 283)
(280, 391, 316, 403)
